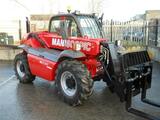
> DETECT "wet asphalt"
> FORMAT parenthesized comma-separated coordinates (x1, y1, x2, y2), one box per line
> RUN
(0, 61, 159, 120)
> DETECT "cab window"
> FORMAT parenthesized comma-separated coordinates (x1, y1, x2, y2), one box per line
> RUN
(50, 16, 81, 37)
(50, 18, 64, 36)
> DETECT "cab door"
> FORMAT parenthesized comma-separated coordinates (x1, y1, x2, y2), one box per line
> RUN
(65, 16, 82, 38)
(43, 16, 67, 48)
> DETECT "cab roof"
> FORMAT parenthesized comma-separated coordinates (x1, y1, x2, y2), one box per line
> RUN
(51, 12, 96, 19)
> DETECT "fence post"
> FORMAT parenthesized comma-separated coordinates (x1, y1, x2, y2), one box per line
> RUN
(26, 17, 30, 33)
(155, 19, 158, 46)
(110, 19, 113, 42)
(145, 21, 149, 46)
(19, 20, 22, 40)
(130, 21, 133, 42)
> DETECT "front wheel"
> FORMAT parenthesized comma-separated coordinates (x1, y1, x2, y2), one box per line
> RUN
(55, 60, 93, 106)
(14, 53, 35, 83)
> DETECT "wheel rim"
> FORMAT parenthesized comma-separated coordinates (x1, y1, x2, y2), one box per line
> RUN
(16, 60, 25, 78)
(60, 71, 77, 97)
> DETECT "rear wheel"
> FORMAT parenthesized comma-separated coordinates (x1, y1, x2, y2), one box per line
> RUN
(55, 60, 93, 106)
(14, 53, 35, 83)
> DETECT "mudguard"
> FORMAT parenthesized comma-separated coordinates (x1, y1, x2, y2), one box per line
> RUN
(18, 45, 86, 62)
(57, 50, 86, 61)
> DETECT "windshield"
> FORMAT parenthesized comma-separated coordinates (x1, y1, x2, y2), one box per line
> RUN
(77, 16, 103, 38)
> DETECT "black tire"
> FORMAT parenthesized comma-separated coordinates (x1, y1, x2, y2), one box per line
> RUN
(14, 53, 35, 83)
(55, 60, 93, 106)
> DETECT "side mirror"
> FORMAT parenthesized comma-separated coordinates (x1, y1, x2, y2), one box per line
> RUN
(115, 40, 126, 53)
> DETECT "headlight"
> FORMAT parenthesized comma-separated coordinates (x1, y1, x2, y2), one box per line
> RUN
(100, 45, 103, 53)
(99, 45, 109, 64)
(115, 40, 121, 46)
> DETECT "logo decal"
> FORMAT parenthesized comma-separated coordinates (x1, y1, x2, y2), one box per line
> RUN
(52, 38, 91, 51)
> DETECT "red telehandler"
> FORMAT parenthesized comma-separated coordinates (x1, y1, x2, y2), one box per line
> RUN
(14, 12, 160, 120)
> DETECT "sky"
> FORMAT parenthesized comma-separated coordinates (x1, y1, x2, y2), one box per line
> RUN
(0, 0, 160, 21)
(103, 0, 160, 20)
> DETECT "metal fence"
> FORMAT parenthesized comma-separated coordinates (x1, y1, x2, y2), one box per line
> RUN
(103, 20, 148, 47)
(103, 19, 160, 48)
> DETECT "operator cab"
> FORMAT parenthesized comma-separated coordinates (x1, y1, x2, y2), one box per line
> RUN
(49, 13, 104, 39)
